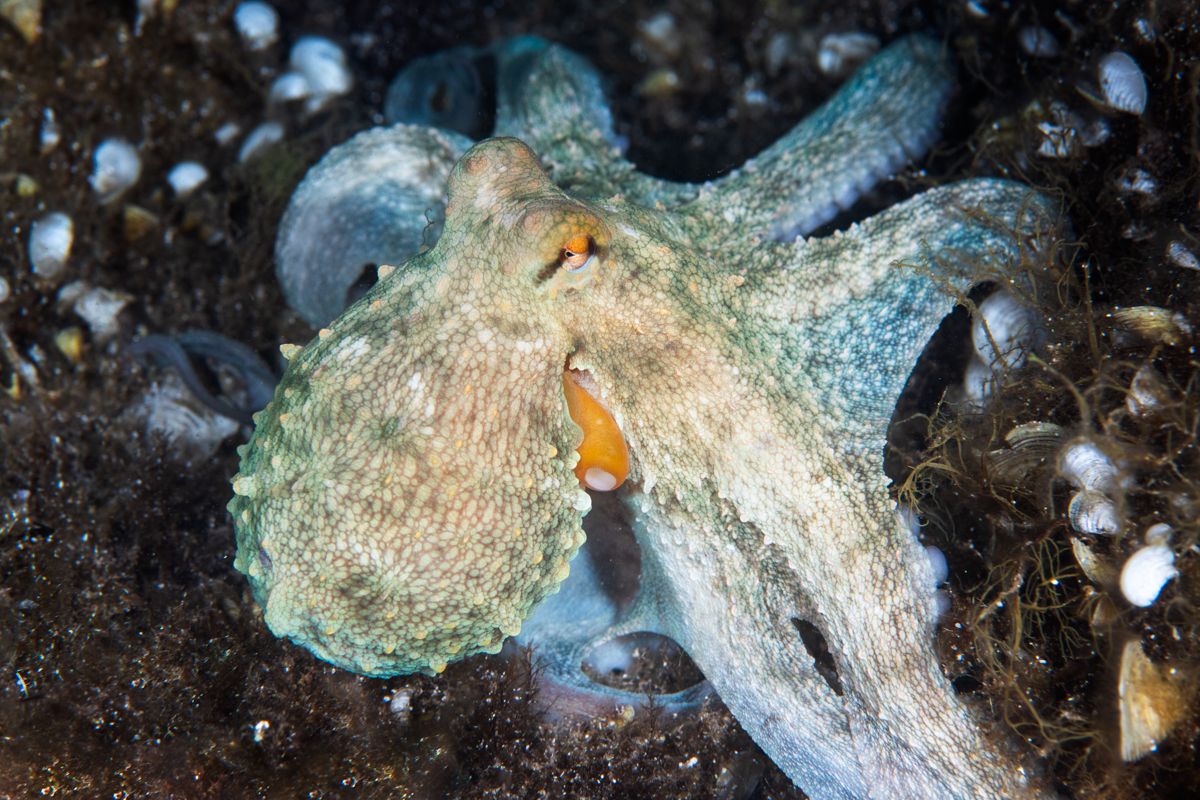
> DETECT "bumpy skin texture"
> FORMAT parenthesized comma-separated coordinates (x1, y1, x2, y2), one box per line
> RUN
(232, 36, 1057, 799)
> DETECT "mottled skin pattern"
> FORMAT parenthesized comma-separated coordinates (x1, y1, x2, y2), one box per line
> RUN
(231, 36, 1057, 799)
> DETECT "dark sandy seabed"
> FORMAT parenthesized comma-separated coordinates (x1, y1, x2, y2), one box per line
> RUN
(1, 0, 1199, 797)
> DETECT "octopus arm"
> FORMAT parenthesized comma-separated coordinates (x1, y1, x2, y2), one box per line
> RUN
(492, 37, 700, 206)
(745, 179, 1060, 462)
(275, 124, 472, 327)
(688, 34, 954, 248)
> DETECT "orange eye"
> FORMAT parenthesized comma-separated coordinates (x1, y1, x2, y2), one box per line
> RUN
(560, 234, 594, 272)
(562, 370, 629, 491)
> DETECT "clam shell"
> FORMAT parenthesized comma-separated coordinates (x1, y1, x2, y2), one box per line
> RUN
(1068, 489, 1121, 535)
(1099, 51, 1147, 115)
(0, 0, 41, 43)
(1070, 537, 1114, 585)
(1110, 305, 1192, 346)
(1118, 639, 1187, 761)
(1058, 439, 1119, 493)
(986, 422, 1063, 487)
(1166, 240, 1200, 271)
(1005, 421, 1065, 450)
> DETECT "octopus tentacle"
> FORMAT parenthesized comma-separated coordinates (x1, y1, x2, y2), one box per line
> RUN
(741, 179, 1060, 458)
(275, 124, 472, 327)
(688, 35, 955, 248)
(517, 535, 712, 717)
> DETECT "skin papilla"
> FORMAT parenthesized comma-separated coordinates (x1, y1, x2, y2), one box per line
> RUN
(232, 35, 1059, 799)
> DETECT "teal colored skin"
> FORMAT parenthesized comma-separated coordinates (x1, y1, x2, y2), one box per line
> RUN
(233, 36, 1057, 799)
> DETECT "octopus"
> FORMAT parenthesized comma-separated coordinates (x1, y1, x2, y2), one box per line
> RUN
(228, 34, 1060, 799)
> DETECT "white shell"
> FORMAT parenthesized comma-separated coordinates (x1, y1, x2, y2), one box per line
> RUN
(1099, 51, 1147, 115)
(234, 2, 279, 50)
(238, 121, 284, 163)
(972, 290, 1040, 369)
(167, 161, 209, 197)
(1166, 240, 1200, 271)
(1120, 543, 1177, 607)
(289, 36, 352, 114)
(28, 211, 74, 279)
(1018, 26, 1059, 58)
(1058, 439, 1119, 493)
(817, 32, 880, 78)
(89, 138, 141, 202)
(1068, 489, 1121, 535)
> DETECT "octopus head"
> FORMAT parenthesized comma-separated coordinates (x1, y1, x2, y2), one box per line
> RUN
(228, 138, 646, 676)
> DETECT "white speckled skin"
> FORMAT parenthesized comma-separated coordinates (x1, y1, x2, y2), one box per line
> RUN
(232, 36, 1058, 799)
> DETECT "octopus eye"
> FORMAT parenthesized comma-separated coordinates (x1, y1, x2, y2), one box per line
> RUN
(559, 234, 595, 272)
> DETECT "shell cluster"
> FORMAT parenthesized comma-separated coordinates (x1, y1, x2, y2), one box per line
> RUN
(1058, 438, 1126, 536)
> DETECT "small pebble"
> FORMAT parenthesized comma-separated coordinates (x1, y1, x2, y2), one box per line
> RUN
(636, 12, 682, 60)
(39, 107, 59, 153)
(1115, 167, 1157, 196)
(268, 71, 310, 104)
(167, 161, 209, 197)
(59, 282, 131, 341)
(234, 2, 279, 50)
(817, 32, 880, 78)
(238, 121, 284, 162)
(90, 138, 141, 202)
(214, 121, 242, 146)
(29, 211, 74, 280)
